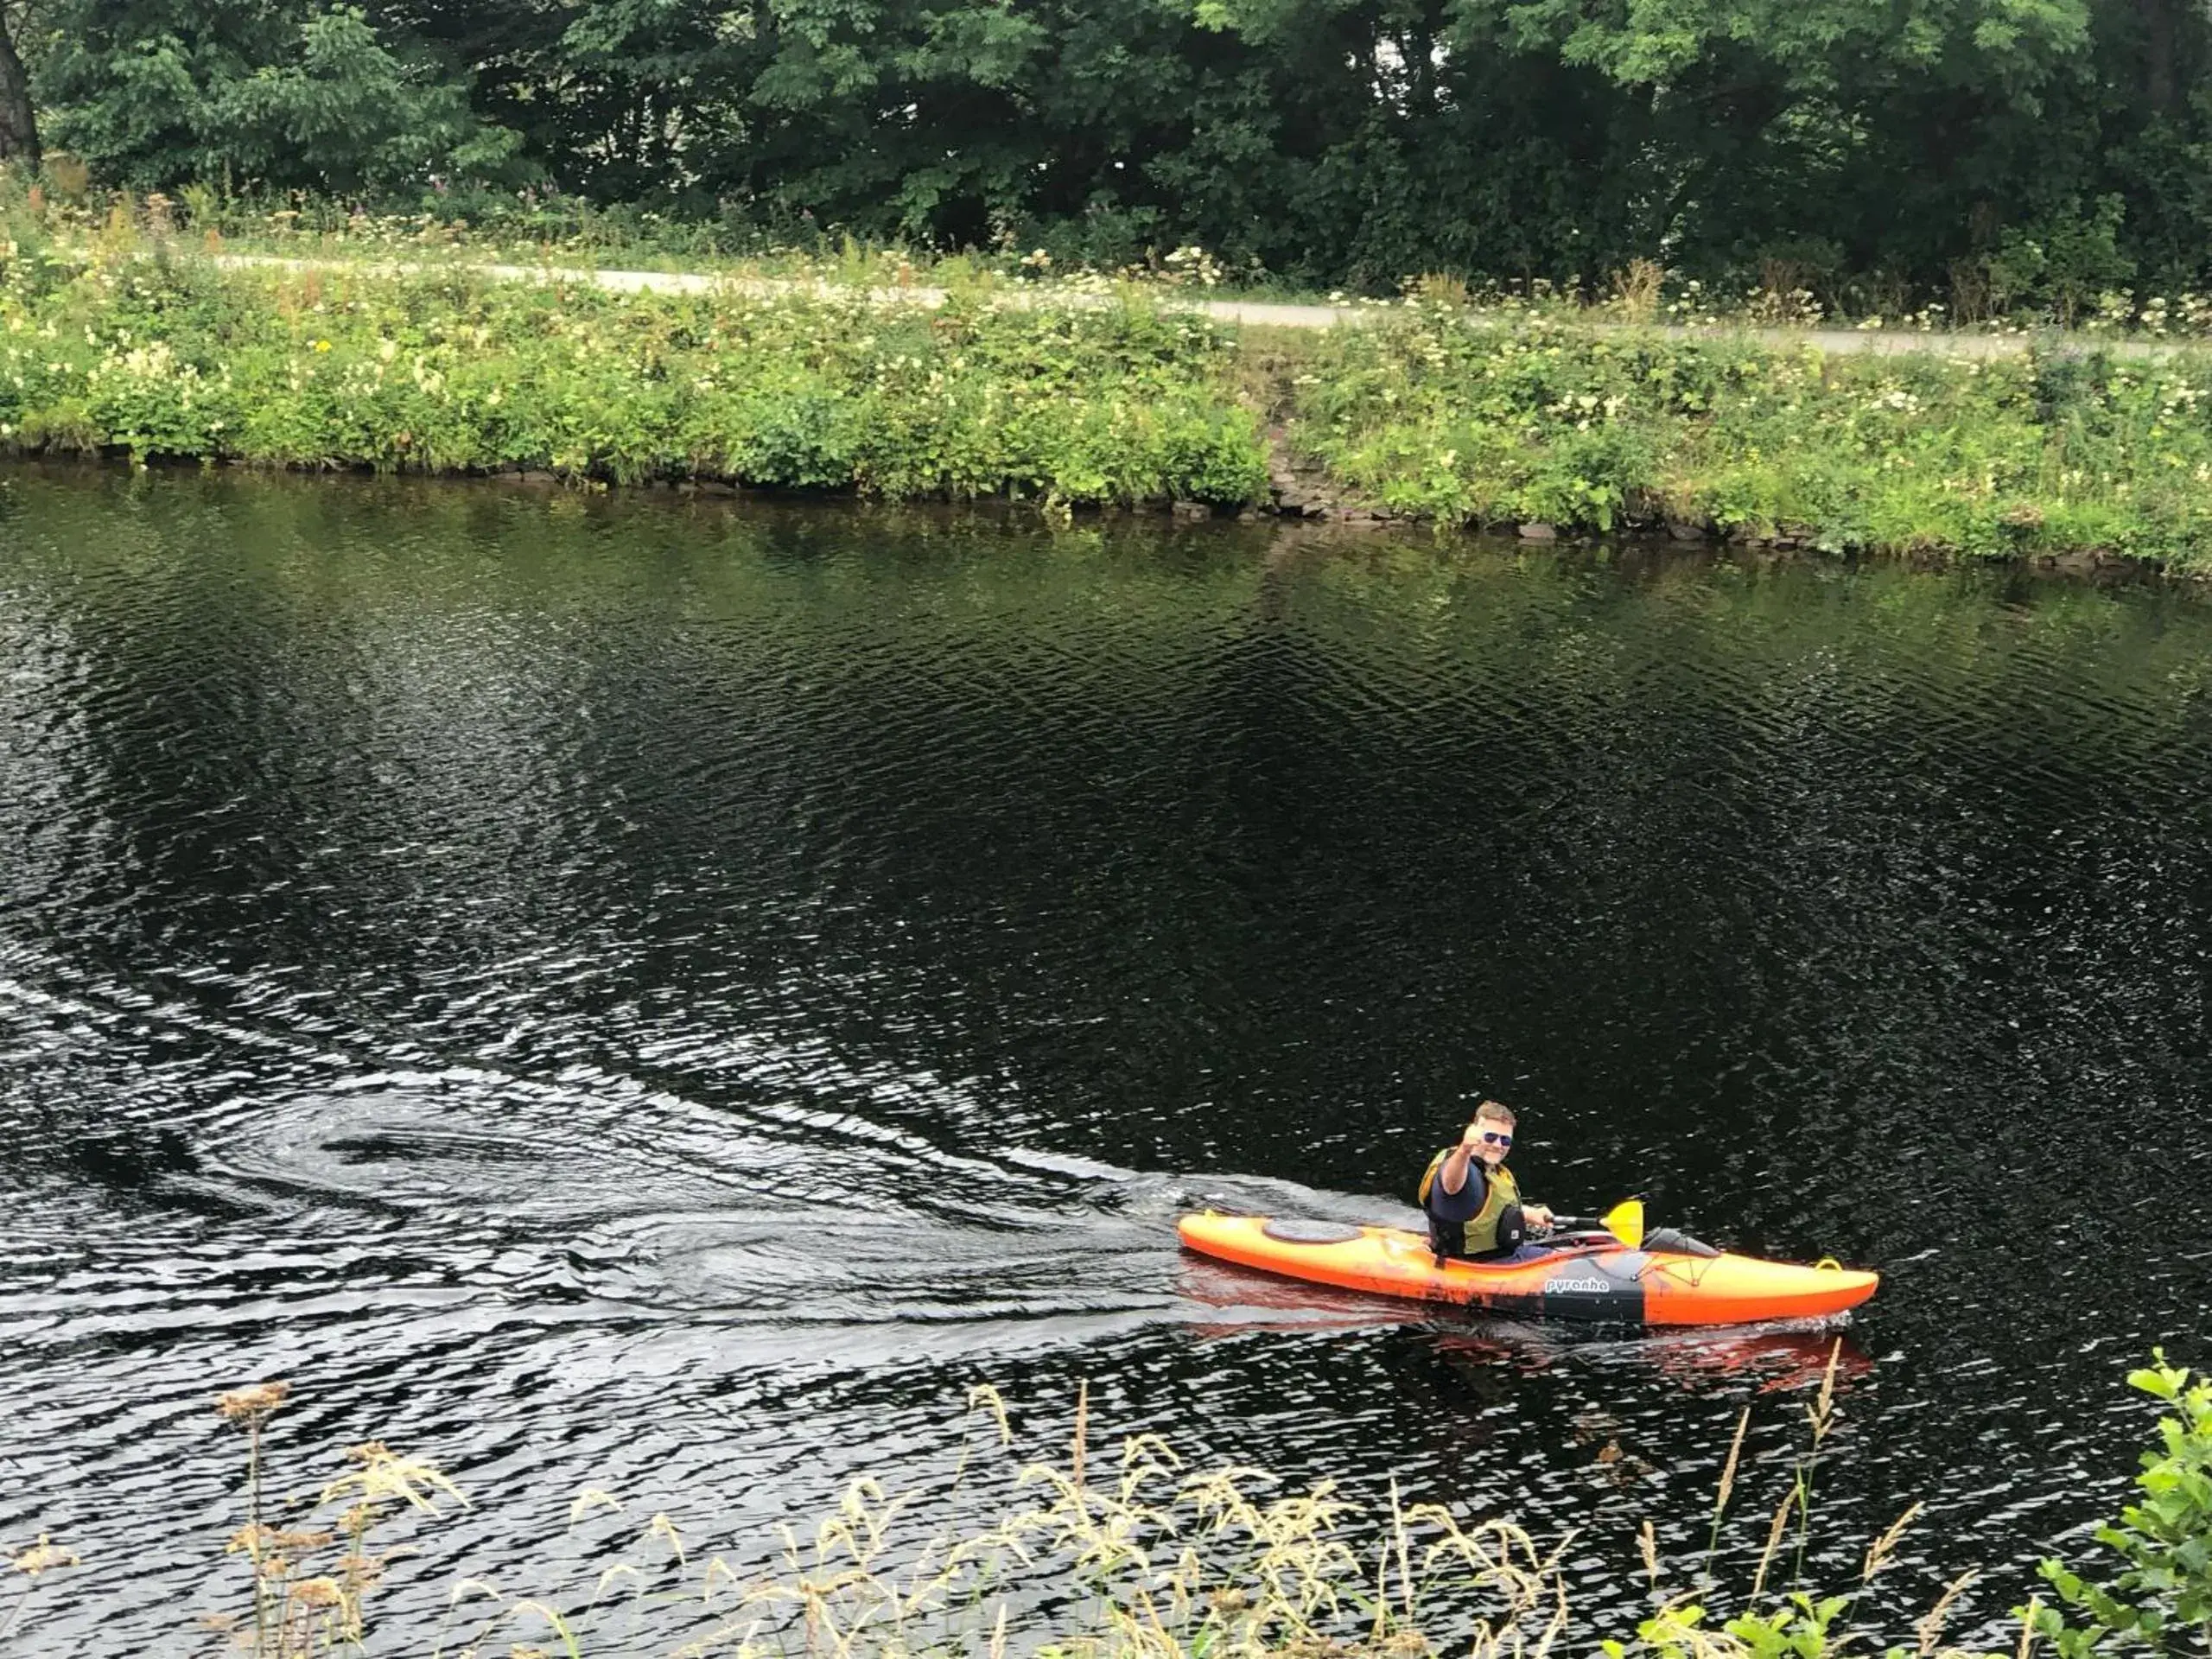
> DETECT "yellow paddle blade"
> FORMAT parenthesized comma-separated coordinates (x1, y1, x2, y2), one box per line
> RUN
(1601, 1198, 1646, 1251)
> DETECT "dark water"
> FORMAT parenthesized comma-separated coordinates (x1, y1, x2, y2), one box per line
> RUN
(3, 467, 2209, 1654)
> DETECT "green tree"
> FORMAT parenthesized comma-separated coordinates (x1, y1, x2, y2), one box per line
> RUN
(22, 0, 2212, 301)
(37, 0, 521, 192)
(0, 0, 40, 169)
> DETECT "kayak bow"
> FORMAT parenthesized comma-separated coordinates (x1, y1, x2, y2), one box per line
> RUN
(1177, 1212, 1878, 1325)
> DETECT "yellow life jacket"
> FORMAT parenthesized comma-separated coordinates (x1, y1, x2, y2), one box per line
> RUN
(1419, 1148, 1522, 1257)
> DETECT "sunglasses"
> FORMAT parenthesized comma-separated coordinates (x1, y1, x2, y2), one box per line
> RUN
(1477, 1131, 1513, 1148)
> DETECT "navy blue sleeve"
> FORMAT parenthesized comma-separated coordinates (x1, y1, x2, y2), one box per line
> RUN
(1427, 1155, 1489, 1223)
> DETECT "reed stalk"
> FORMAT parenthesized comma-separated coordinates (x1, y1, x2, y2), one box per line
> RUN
(1704, 1405, 1751, 1583)
(1751, 1481, 1800, 1603)
(1790, 1340, 1843, 1591)
(217, 1381, 291, 1656)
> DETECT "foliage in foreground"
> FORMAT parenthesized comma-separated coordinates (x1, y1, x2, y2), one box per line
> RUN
(1294, 309, 2212, 569)
(2034, 1354, 2212, 1656)
(10, 1354, 2212, 1658)
(0, 238, 1268, 507)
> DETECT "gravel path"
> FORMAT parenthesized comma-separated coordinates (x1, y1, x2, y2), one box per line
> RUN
(213, 253, 2190, 358)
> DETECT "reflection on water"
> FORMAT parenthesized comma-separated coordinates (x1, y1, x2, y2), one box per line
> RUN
(3, 466, 2209, 1650)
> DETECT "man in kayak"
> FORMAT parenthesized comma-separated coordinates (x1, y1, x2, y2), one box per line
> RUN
(1419, 1101, 1554, 1262)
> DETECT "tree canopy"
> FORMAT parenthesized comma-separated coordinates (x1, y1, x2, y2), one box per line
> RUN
(10, 0, 2211, 298)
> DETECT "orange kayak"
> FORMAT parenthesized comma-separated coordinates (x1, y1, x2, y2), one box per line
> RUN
(1178, 1213, 1878, 1326)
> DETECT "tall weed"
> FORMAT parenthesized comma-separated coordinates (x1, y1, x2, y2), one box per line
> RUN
(14, 1357, 2212, 1658)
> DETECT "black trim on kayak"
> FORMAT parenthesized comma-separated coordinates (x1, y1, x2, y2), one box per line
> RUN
(1536, 1247, 1652, 1321)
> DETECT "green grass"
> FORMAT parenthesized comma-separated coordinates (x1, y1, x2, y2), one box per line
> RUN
(1288, 307, 2212, 569)
(0, 236, 1269, 508)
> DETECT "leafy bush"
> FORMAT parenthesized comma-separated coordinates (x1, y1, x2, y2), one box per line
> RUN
(2035, 1354, 2212, 1656)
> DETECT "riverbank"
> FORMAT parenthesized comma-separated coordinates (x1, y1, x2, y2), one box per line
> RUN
(0, 248, 1267, 508)
(9, 234, 2212, 568)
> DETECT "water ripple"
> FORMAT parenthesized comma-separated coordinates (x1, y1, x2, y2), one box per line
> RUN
(3, 473, 2209, 1652)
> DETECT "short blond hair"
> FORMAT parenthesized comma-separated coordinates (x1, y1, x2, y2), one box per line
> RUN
(1471, 1099, 1516, 1128)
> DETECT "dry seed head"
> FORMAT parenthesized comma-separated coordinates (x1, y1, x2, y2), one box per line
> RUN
(1072, 1377, 1090, 1495)
(966, 1383, 1014, 1446)
(1750, 1482, 1799, 1600)
(1862, 1501, 1924, 1582)
(226, 1522, 276, 1556)
(10, 1533, 78, 1577)
(216, 1381, 292, 1423)
(650, 1511, 688, 1566)
(1638, 1520, 1660, 1586)
(1714, 1407, 1751, 1519)
(320, 1441, 469, 1514)
(1809, 1340, 1842, 1446)
(1917, 1568, 1980, 1656)
(289, 1575, 345, 1609)
(511, 1598, 581, 1651)
(594, 1560, 645, 1599)
(568, 1486, 626, 1529)
(1534, 1567, 1570, 1659)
